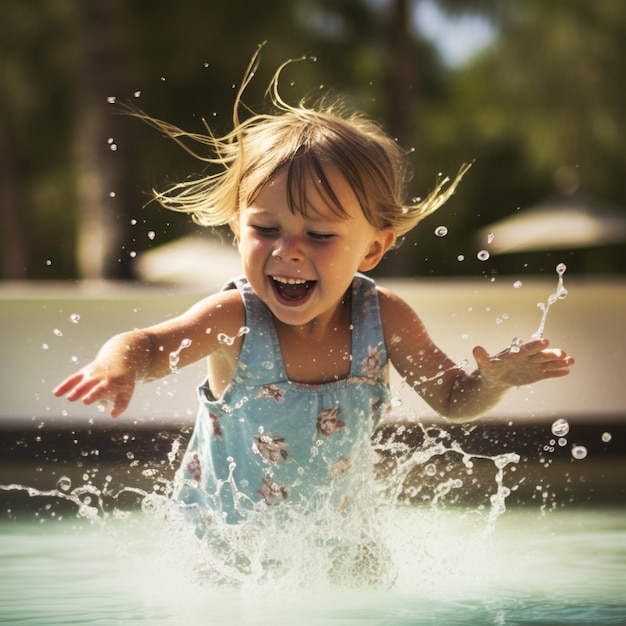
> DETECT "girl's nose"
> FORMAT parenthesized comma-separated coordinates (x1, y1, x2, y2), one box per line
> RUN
(272, 235, 304, 262)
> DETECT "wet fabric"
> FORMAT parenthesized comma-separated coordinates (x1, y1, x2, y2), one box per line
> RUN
(173, 273, 391, 524)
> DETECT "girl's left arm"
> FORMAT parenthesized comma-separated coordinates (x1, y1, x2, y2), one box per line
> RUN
(378, 287, 574, 422)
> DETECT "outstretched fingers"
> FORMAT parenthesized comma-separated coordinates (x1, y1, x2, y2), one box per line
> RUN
(473, 339, 574, 387)
(539, 348, 575, 378)
(53, 371, 95, 401)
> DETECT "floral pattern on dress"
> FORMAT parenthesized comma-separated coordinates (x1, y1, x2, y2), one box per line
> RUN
(186, 453, 202, 482)
(209, 412, 222, 440)
(257, 384, 286, 402)
(329, 456, 352, 481)
(316, 406, 345, 437)
(361, 346, 383, 380)
(257, 476, 290, 505)
(252, 432, 291, 463)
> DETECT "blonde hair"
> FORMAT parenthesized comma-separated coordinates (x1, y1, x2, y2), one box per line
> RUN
(132, 44, 470, 238)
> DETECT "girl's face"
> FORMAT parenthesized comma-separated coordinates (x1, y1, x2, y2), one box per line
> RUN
(234, 166, 394, 329)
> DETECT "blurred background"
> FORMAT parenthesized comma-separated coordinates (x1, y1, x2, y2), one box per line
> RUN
(1, 0, 625, 514)
(2, 0, 626, 283)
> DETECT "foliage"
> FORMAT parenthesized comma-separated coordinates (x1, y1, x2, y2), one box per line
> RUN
(1, 0, 625, 279)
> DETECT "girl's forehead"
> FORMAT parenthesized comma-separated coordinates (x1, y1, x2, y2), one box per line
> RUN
(251, 165, 362, 221)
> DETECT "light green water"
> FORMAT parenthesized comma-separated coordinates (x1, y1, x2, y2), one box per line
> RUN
(1, 507, 624, 625)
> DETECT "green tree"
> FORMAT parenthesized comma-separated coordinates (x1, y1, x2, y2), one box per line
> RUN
(440, 0, 626, 275)
(0, 1, 77, 279)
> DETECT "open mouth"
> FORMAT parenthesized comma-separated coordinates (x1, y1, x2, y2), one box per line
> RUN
(270, 275, 317, 304)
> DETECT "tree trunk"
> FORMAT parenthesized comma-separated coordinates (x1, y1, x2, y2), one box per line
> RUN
(379, 0, 420, 277)
(75, 0, 137, 279)
(386, 0, 415, 148)
(0, 123, 30, 278)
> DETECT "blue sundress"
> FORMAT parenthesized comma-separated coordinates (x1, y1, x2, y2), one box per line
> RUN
(172, 273, 391, 525)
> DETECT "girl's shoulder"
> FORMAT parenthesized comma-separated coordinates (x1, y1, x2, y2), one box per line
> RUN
(376, 285, 428, 339)
(185, 285, 246, 337)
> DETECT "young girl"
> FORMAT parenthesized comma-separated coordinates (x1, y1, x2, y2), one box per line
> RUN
(54, 52, 574, 527)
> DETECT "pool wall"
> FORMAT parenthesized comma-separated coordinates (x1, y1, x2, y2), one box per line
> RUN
(1, 277, 625, 515)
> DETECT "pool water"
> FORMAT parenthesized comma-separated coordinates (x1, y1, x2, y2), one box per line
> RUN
(2, 276, 625, 624)
(1, 506, 624, 625)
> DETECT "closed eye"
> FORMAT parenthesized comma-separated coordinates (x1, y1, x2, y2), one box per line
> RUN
(250, 224, 278, 236)
(308, 232, 335, 241)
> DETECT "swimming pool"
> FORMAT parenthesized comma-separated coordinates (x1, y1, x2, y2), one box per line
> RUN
(1, 505, 624, 625)
(1, 277, 625, 624)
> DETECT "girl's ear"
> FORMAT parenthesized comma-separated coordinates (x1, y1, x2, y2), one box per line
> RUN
(229, 216, 240, 248)
(358, 227, 396, 272)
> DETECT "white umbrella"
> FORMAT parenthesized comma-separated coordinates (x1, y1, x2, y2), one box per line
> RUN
(136, 234, 242, 287)
(476, 193, 626, 254)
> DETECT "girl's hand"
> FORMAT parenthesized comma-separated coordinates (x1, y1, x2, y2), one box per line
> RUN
(472, 338, 574, 389)
(53, 361, 136, 419)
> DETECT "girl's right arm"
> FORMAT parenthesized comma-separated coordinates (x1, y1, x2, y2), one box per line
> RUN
(53, 289, 245, 418)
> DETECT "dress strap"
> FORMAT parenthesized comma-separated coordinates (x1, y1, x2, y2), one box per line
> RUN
(230, 276, 288, 386)
(348, 273, 388, 379)
(228, 274, 387, 386)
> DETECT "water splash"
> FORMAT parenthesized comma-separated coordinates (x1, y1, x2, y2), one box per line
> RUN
(169, 338, 192, 373)
(373, 423, 519, 537)
(532, 263, 569, 340)
(1, 418, 521, 590)
(551, 418, 570, 438)
(217, 326, 250, 346)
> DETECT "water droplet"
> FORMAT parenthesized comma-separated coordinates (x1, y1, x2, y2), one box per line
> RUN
(477, 250, 490, 261)
(601, 432, 612, 443)
(556, 263, 567, 276)
(46, 259, 52, 266)
(147, 231, 156, 240)
(487, 232, 495, 244)
(169, 338, 192, 372)
(434, 225, 448, 237)
(261, 361, 274, 370)
(513, 280, 523, 289)
(457, 254, 465, 262)
(56, 476, 71, 491)
(551, 418, 570, 437)
(424, 463, 437, 477)
(107, 96, 117, 104)
(134, 90, 141, 98)
(571, 445, 587, 460)
(109, 191, 116, 198)
(69, 313, 81, 324)
(53, 329, 63, 337)
(558, 437, 567, 447)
